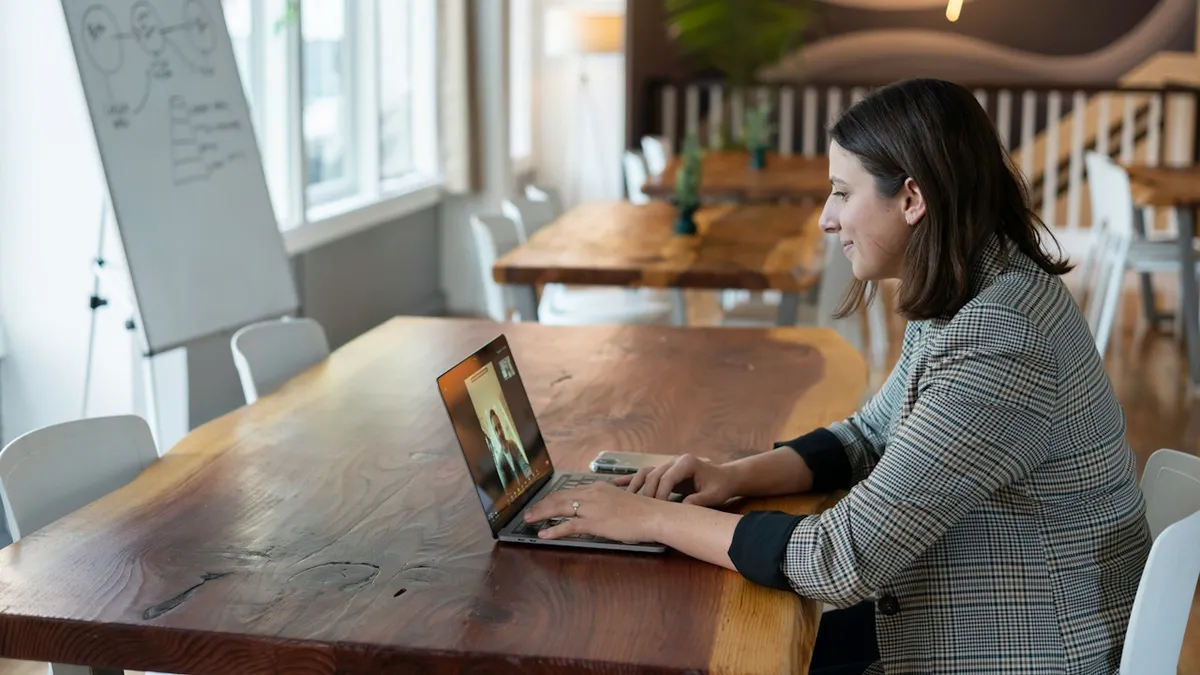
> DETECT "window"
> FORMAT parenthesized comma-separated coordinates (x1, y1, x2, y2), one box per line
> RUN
(301, 0, 354, 199)
(509, 0, 534, 168)
(220, 0, 439, 234)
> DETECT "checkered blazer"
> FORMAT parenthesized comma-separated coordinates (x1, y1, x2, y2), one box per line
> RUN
(782, 238, 1151, 674)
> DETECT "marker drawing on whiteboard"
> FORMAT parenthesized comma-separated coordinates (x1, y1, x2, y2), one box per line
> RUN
(169, 95, 247, 187)
(81, 1, 219, 129)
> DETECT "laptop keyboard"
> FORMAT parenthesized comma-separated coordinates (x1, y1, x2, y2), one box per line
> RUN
(512, 473, 619, 541)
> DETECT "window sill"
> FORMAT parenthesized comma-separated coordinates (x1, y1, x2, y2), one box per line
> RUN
(282, 178, 443, 255)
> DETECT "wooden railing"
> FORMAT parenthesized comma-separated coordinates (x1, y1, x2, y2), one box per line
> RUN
(643, 79, 1200, 234)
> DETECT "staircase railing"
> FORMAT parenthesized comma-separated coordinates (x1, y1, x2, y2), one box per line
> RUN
(642, 79, 1200, 234)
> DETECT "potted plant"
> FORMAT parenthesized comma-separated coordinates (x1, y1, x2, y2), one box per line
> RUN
(673, 135, 703, 235)
(743, 100, 773, 170)
(667, 0, 810, 146)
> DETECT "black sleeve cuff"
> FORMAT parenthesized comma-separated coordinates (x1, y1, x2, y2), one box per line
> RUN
(773, 428, 851, 492)
(728, 510, 808, 590)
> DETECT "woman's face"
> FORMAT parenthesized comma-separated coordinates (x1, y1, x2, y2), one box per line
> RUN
(491, 414, 504, 441)
(819, 141, 925, 280)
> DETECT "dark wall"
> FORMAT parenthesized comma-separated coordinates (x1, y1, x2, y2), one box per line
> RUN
(626, 0, 1196, 146)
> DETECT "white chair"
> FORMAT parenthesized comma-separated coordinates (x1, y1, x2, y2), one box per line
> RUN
(640, 135, 673, 177)
(623, 151, 651, 205)
(1120, 448, 1200, 674)
(501, 198, 558, 240)
(721, 233, 890, 366)
(1082, 152, 1200, 357)
(524, 184, 565, 218)
(231, 317, 330, 405)
(1140, 448, 1200, 539)
(0, 415, 160, 675)
(470, 213, 675, 325)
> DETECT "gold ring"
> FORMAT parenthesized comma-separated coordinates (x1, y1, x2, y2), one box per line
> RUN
(572, 500, 580, 518)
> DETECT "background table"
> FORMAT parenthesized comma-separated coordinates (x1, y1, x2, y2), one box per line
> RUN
(1124, 163, 1200, 390)
(643, 151, 831, 203)
(0, 318, 866, 675)
(494, 201, 824, 325)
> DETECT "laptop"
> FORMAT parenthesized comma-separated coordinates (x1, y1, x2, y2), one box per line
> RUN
(436, 334, 667, 553)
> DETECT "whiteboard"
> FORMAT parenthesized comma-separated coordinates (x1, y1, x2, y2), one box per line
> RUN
(61, 0, 298, 354)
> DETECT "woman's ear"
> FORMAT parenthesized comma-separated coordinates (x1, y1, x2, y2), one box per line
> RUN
(902, 177, 927, 226)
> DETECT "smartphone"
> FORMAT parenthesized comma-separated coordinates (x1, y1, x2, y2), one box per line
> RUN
(589, 451, 686, 475)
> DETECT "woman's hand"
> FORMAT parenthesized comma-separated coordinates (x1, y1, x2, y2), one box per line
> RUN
(523, 482, 668, 543)
(615, 454, 741, 507)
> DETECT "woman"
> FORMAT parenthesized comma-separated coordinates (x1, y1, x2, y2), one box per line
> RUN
(525, 78, 1151, 675)
(489, 408, 531, 488)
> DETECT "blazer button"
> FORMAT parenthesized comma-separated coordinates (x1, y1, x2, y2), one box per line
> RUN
(878, 594, 900, 616)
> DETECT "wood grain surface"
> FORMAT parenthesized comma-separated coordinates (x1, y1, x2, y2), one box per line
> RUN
(493, 201, 824, 292)
(0, 318, 864, 675)
(643, 151, 832, 202)
(1124, 164, 1200, 207)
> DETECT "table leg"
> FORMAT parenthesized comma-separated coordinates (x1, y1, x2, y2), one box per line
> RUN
(1133, 208, 1166, 325)
(510, 285, 539, 322)
(777, 292, 800, 326)
(1177, 208, 1200, 391)
(670, 289, 688, 326)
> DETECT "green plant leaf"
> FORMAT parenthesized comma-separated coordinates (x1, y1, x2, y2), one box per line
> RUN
(667, 0, 810, 85)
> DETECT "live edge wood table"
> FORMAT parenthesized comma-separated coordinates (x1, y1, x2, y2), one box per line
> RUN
(643, 151, 832, 203)
(0, 318, 865, 675)
(494, 201, 825, 326)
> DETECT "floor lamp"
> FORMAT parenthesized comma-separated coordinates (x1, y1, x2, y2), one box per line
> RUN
(544, 10, 623, 206)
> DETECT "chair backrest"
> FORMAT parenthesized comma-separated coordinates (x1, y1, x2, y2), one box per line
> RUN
(0, 415, 158, 540)
(470, 214, 525, 322)
(231, 317, 330, 404)
(1120, 508, 1200, 674)
(524, 184, 565, 218)
(501, 197, 558, 240)
(1141, 448, 1200, 539)
(640, 135, 673, 176)
(623, 151, 651, 205)
(1082, 152, 1135, 356)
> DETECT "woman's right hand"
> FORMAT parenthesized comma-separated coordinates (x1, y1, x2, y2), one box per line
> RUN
(614, 454, 741, 507)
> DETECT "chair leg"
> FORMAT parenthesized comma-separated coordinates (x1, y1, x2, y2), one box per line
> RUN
(1133, 209, 1168, 327)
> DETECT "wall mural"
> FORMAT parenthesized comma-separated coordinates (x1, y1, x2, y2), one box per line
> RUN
(763, 0, 1196, 83)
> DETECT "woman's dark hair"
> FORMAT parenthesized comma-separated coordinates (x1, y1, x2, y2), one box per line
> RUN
(830, 78, 1072, 321)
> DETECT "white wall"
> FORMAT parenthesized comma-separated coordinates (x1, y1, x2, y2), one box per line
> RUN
(534, 0, 626, 209)
(0, 1, 141, 446)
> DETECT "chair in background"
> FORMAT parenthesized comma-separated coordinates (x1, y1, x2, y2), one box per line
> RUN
(640, 135, 673, 177)
(501, 198, 558, 240)
(524, 184, 565, 218)
(231, 317, 330, 405)
(720, 233, 890, 366)
(1119, 448, 1200, 674)
(0, 415, 160, 675)
(623, 151, 651, 205)
(470, 213, 674, 325)
(1082, 152, 1200, 357)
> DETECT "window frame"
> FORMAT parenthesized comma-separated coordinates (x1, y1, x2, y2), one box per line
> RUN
(221, 0, 442, 254)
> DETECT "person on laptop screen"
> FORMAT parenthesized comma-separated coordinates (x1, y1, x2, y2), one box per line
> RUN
(523, 78, 1150, 675)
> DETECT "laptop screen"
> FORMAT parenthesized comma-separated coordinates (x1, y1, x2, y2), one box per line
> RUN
(437, 334, 554, 534)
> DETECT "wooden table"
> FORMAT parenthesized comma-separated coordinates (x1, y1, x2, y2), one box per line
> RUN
(494, 201, 825, 326)
(0, 318, 866, 675)
(643, 151, 831, 202)
(1124, 163, 1200, 390)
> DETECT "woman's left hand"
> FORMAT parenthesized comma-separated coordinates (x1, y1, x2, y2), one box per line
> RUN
(523, 482, 667, 543)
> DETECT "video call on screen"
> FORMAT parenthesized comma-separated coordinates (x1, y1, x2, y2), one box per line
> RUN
(441, 338, 552, 525)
